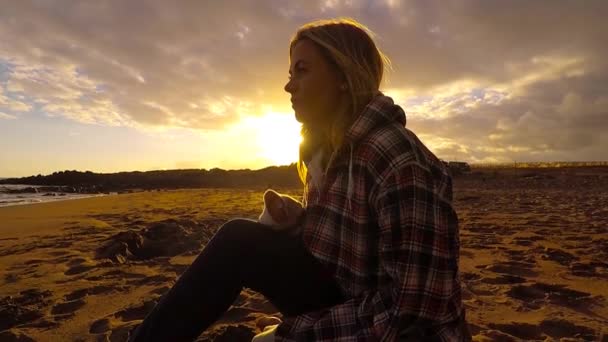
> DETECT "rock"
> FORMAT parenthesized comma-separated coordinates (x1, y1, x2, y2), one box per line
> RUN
(97, 220, 204, 262)
(97, 241, 131, 264)
(143, 220, 193, 241)
(96, 231, 143, 263)
(7, 187, 38, 194)
(112, 231, 144, 251)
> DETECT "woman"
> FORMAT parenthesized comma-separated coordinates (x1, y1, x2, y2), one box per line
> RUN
(130, 18, 470, 341)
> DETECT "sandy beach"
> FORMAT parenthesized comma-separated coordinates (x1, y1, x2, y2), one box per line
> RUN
(1, 168, 607, 341)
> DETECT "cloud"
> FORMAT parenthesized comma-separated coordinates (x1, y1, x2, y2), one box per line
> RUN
(0, 1, 299, 129)
(0, 82, 32, 112)
(0, 0, 606, 161)
(0, 112, 17, 120)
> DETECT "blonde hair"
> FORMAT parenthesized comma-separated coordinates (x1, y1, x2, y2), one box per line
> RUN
(290, 18, 391, 187)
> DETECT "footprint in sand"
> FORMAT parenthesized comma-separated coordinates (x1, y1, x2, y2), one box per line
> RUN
(84, 269, 149, 284)
(63, 256, 98, 276)
(51, 298, 86, 317)
(570, 261, 608, 278)
(512, 236, 541, 247)
(95, 321, 140, 342)
(64, 285, 118, 301)
(89, 318, 112, 334)
(541, 247, 579, 266)
(165, 263, 190, 276)
(0, 301, 43, 331)
(0, 289, 52, 330)
(148, 286, 171, 297)
(539, 319, 599, 340)
(483, 261, 539, 278)
(47, 250, 71, 257)
(460, 272, 482, 283)
(64, 264, 96, 276)
(462, 233, 503, 249)
(502, 249, 537, 264)
(23, 259, 45, 265)
(4, 258, 47, 282)
(487, 322, 543, 340)
(127, 274, 175, 287)
(88, 299, 158, 341)
(506, 282, 596, 310)
(4, 273, 20, 283)
(0, 330, 36, 342)
(481, 274, 527, 285)
(488, 318, 599, 341)
(113, 299, 158, 322)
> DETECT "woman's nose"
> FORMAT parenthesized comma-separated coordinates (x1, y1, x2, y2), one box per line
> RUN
(284, 78, 296, 94)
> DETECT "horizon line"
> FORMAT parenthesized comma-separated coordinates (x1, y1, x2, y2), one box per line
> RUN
(2, 160, 608, 179)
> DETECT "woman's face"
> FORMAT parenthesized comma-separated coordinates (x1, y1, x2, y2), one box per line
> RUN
(284, 39, 344, 126)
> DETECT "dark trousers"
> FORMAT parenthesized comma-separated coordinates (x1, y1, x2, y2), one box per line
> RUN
(129, 218, 344, 341)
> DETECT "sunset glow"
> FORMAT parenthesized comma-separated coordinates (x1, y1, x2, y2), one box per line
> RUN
(240, 112, 302, 167)
(0, 1, 606, 177)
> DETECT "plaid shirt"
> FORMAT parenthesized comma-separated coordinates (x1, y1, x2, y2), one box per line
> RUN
(275, 95, 468, 341)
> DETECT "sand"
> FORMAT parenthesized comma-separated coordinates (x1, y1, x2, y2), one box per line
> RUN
(1, 168, 607, 341)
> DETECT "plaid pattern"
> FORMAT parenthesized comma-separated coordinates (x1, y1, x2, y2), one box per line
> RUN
(275, 95, 468, 341)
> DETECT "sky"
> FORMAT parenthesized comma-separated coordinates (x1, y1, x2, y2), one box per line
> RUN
(1, 0, 607, 177)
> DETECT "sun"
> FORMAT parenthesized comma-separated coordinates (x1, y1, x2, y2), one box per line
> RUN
(240, 111, 302, 166)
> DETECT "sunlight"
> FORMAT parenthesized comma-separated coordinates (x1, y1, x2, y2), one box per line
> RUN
(239, 111, 302, 166)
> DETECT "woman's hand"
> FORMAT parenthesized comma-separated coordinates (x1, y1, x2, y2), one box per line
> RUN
(252, 316, 283, 342)
(256, 315, 282, 331)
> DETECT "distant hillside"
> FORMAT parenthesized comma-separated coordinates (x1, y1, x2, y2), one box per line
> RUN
(5, 161, 604, 193)
(0, 165, 302, 192)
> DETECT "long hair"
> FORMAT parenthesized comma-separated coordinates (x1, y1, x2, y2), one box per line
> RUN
(289, 18, 391, 187)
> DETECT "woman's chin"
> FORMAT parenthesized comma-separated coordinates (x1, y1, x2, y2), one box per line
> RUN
(294, 111, 305, 123)
(294, 108, 320, 126)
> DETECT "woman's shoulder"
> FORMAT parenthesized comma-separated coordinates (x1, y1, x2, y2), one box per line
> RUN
(357, 123, 417, 160)
(357, 124, 446, 174)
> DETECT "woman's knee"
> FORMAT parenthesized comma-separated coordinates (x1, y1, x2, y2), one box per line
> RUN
(190, 219, 260, 269)
(214, 218, 261, 245)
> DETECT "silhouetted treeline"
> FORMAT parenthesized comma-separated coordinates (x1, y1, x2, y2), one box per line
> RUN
(0, 165, 302, 192)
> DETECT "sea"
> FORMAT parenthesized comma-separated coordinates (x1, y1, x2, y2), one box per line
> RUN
(0, 184, 112, 208)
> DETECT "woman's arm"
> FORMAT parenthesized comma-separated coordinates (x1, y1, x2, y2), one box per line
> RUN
(275, 162, 461, 341)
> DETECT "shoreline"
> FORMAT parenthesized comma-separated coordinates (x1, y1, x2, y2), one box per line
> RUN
(0, 193, 112, 208)
(0, 183, 119, 209)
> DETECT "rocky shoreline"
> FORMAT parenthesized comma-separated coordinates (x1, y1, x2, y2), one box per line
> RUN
(0, 185, 109, 195)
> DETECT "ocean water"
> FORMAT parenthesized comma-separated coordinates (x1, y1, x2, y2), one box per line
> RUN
(0, 184, 111, 207)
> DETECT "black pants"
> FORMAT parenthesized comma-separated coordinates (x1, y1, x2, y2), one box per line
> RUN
(129, 218, 344, 341)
